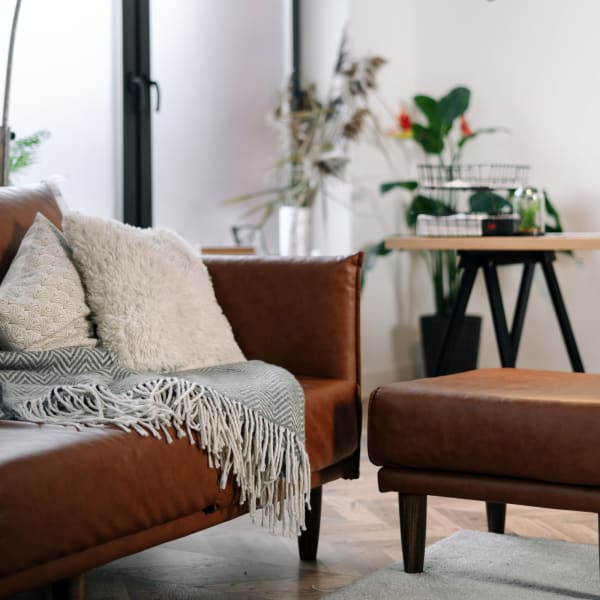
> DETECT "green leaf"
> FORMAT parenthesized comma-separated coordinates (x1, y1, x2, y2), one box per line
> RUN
(412, 124, 444, 155)
(406, 194, 455, 227)
(468, 191, 512, 214)
(430, 250, 460, 316)
(9, 130, 50, 174)
(380, 180, 419, 194)
(413, 95, 440, 130)
(544, 191, 564, 233)
(361, 240, 394, 289)
(543, 194, 570, 255)
(438, 86, 470, 127)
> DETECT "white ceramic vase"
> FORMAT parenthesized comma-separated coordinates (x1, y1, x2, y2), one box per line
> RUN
(278, 205, 312, 256)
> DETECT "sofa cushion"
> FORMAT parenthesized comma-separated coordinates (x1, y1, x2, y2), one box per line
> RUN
(369, 368, 600, 488)
(0, 213, 96, 350)
(62, 213, 245, 372)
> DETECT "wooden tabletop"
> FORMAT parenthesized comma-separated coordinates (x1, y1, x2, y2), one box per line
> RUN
(386, 233, 600, 251)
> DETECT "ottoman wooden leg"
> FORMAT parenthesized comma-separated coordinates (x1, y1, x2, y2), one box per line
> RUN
(398, 493, 427, 573)
(486, 501, 507, 534)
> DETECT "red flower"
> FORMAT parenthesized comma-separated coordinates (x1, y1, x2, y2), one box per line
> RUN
(398, 107, 412, 132)
(460, 114, 473, 137)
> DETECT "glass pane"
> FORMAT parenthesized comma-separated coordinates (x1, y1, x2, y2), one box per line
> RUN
(0, 0, 120, 217)
(150, 0, 288, 250)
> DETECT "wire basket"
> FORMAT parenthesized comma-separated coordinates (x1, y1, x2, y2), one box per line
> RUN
(417, 163, 530, 190)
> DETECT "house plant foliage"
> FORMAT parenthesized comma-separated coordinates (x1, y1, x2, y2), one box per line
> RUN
(370, 86, 505, 315)
(366, 85, 565, 313)
(364, 85, 565, 374)
(9, 130, 49, 183)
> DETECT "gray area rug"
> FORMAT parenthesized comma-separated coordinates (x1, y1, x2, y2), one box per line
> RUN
(327, 530, 600, 599)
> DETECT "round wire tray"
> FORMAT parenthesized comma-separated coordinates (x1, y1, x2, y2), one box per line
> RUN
(417, 163, 530, 190)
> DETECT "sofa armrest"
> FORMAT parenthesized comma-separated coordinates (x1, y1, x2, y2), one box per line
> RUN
(204, 254, 362, 384)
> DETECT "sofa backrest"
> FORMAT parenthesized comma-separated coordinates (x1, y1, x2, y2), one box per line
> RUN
(0, 184, 362, 385)
(204, 254, 362, 384)
(0, 183, 63, 282)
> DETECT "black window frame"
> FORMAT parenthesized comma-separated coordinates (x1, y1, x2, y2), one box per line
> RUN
(122, 0, 152, 227)
(121, 0, 299, 228)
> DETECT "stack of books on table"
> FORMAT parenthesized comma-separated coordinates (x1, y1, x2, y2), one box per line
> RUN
(416, 214, 519, 237)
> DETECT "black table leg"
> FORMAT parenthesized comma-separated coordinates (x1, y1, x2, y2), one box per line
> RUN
(435, 250, 584, 375)
(481, 260, 526, 533)
(482, 262, 515, 368)
(434, 260, 478, 376)
(540, 253, 584, 372)
(510, 261, 535, 362)
(486, 501, 507, 534)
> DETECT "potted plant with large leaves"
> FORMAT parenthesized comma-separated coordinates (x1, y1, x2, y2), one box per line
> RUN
(364, 85, 564, 376)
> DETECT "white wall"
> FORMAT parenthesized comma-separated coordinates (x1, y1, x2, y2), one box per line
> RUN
(349, 0, 422, 390)
(351, 0, 600, 386)
(300, 0, 353, 255)
(150, 0, 288, 250)
(0, 0, 120, 218)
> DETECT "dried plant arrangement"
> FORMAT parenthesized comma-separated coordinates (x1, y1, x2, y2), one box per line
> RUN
(225, 33, 387, 226)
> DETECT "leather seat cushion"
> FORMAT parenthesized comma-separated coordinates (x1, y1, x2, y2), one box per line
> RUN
(369, 368, 600, 488)
(0, 375, 358, 579)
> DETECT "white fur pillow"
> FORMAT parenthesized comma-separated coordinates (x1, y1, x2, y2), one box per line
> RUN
(62, 213, 245, 372)
(0, 213, 96, 350)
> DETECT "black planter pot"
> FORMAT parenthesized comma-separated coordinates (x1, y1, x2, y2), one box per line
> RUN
(420, 314, 482, 377)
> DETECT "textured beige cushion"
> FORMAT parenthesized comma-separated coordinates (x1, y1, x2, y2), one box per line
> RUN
(0, 213, 96, 350)
(63, 213, 245, 372)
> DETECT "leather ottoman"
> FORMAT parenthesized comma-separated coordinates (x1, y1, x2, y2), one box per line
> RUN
(368, 368, 600, 573)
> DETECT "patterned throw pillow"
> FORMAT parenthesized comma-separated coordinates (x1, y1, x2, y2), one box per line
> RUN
(0, 213, 96, 350)
(63, 213, 245, 372)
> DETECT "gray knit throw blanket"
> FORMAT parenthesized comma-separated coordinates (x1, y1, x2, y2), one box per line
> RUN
(0, 346, 310, 535)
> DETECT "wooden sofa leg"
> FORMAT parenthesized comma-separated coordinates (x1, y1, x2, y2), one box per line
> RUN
(298, 486, 323, 561)
(486, 501, 507, 534)
(398, 493, 427, 573)
(51, 573, 85, 600)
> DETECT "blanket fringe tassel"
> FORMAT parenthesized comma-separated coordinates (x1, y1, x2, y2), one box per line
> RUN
(14, 378, 311, 536)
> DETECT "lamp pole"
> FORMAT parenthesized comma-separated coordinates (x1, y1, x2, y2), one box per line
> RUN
(0, 0, 22, 186)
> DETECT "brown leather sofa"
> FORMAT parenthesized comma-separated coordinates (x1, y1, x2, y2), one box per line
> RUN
(0, 183, 363, 599)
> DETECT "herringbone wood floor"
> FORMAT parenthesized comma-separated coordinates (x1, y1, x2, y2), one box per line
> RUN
(14, 428, 598, 599)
